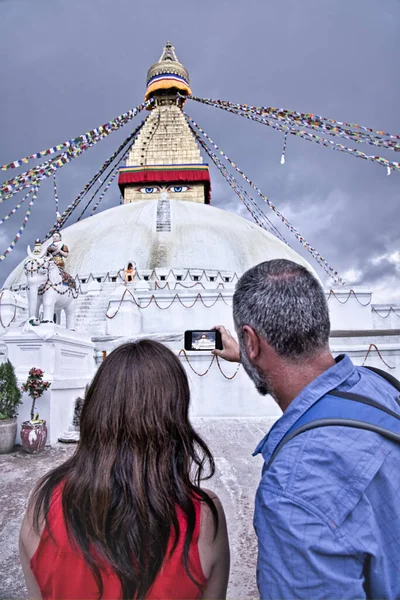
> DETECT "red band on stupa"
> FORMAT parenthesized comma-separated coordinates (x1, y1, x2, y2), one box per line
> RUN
(118, 165, 211, 203)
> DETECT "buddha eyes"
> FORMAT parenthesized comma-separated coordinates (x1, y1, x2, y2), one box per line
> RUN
(139, 187, 160, 194)
(138, 185, 191, 194)
(168, 186, 189, 193)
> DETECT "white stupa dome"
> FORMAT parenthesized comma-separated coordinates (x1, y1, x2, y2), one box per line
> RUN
(4, 199, 317, 286)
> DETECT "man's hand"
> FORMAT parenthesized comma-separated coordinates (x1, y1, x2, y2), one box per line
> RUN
(212, 325, 240, 363)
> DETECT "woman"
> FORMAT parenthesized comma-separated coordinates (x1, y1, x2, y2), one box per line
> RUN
(19, 340, 230, 599)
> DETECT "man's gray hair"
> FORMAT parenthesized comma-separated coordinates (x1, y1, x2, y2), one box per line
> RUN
(233, 259, 330, 361)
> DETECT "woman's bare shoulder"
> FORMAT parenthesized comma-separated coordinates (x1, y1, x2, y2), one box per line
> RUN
(198, 488, 230, 599)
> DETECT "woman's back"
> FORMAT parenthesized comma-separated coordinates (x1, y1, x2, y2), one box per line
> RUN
(19, 341, 229, 599)
(28, 485, 206, 600)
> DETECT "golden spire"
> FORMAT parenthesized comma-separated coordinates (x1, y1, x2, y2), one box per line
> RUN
(145, 42, 192, 101)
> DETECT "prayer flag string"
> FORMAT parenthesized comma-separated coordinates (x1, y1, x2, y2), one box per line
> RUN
(186, 119, 289, 244)
(188, 119, 335, 280)
(0, 100, 151, 172)
(1, 146, 87, 199)
(184, 112, 344, 284)
(90, 167, 121, 216)
(53, 174, 61, 220)
(188, 96, 400, 151)
(76, 120, 145, 221)
(187, 96, 400, 173)
(0, 187, 35, 226)
(0, 156, 56, 200)
(0, 101, 149, 199)
(49, 118, 147, 234)
(281, 131, 288, 165)
(0, 187, 39, 261)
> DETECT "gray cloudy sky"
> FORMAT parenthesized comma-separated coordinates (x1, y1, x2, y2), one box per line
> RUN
(0, 0, 399, 300)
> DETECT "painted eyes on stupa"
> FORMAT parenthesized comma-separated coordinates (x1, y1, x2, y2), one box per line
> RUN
(140, 187, 159, 194)
(138, 185, 191, 194)
(168, 185, 189, 193)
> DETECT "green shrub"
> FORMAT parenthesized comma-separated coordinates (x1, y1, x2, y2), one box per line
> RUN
(0, 361, 22, 420)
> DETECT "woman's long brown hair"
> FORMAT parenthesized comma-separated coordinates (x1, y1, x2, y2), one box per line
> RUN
(32, 340, 217, 599)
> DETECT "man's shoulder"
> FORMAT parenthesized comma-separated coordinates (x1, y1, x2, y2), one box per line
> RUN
(349, 365, 400, 412)
(261, 415, 398, 527)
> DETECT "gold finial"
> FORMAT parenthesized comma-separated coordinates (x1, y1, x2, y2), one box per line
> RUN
(158, 41, 179, 62)
(145, 42, 191, 102)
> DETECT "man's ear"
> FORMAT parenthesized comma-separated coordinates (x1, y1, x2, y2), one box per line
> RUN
(242, 325, 261, 360)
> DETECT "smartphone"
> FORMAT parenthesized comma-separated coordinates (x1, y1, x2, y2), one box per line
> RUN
(184, 330, 223, 351)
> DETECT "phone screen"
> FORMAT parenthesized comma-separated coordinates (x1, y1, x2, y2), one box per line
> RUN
(184, 330, 222, 351)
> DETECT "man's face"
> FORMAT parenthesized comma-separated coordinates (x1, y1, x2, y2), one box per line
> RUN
(53, 233, 61, 242)
(237, 328, 272, 397)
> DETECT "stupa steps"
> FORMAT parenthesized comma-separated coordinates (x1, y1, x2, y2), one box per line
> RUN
(73, 287, 114, 336)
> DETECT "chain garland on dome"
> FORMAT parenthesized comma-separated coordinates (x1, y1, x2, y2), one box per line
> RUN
(8, 275, 222, 296)
(155, 281, 207, 290)
(7, 267, 240, 293)
(187, 96, 400, 173)
(326, 289, 371, 306)
(361, 343, 395, 369)
(106, 287, 232, 319)
(184, 112, 343, 284)
(372, 306, 400, 319)
(178, 349, 240, 380)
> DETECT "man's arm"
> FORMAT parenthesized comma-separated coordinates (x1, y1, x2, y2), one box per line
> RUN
(211, 325, 240, 362)
(255, 483, 366, 600)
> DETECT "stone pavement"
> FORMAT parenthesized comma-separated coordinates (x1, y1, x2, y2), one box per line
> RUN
(0, 417, 274, 600)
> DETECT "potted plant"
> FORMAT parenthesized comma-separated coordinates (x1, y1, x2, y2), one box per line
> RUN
(20, 367, 51, 454)
(0, 360, 22, 454)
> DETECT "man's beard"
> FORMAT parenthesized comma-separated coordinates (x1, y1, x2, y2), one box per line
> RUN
(239, 345, 272, 397)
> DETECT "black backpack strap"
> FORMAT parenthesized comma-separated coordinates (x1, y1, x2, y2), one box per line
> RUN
(363, 365, 400, 397)
(330, 390, 400, 418)
(265, 391, 400, 471)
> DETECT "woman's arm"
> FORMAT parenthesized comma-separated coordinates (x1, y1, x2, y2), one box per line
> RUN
(199, 490, 230, 600)
(19, 504, 43, 600)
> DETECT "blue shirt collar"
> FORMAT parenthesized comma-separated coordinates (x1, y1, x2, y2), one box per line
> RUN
(253, 354, 359, 464)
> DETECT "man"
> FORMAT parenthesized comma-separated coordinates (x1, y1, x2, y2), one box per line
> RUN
(213, 259, 400, 599)
(46, 231, 69, 269)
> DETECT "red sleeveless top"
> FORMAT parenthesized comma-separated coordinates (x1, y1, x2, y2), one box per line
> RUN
(30, 486, 206, 599)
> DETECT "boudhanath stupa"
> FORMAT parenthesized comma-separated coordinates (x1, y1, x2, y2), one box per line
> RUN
(1, 43, 400, 445)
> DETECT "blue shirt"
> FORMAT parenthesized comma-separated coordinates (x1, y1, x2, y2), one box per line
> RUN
(253, 354, 400, 600)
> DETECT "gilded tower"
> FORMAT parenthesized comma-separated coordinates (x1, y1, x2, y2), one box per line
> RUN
(118, 43, 210, 205)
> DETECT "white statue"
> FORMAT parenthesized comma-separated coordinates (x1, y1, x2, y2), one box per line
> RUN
(46, 231, 69, 268)
(24, 242, 78, 329)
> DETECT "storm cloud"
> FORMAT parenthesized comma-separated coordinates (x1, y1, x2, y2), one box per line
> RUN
(0, 0, 399, 301)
